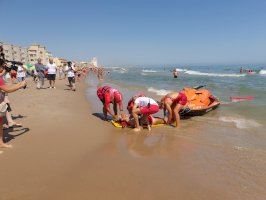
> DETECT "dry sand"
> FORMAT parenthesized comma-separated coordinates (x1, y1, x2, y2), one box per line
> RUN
(0, 78, 264, 200)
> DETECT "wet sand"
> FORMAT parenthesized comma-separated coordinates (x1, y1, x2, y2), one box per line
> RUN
(0, 78, 265, 200)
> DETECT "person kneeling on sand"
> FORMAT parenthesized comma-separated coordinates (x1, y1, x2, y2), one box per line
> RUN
(97, 86, 123, 121)
(0, 61, 26, 148)
(131, 96, 159, 132)
(159, 91, 187, 128)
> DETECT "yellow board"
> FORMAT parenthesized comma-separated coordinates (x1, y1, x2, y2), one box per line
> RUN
(111, 120, 123, 128)
(111, 120, 165, 128)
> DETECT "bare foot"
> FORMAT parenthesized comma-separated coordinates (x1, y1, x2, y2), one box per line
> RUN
(8, 122, 22, 127)
(133, 128, 141, 132)
(0, 143, 12, 148)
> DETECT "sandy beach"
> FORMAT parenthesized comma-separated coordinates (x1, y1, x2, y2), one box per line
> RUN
(0, 78, 265, 200)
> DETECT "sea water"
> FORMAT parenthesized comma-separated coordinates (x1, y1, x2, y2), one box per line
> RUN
(86, 65, 266, 199)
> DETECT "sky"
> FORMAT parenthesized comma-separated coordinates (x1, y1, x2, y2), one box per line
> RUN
(1, 0, 266, 66)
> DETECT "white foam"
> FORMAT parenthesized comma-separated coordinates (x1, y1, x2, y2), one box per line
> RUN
(141, 72, 148, 76)
(219, 116, 261, 129)
(147, 87, 172, 96)
(109, 67, 128, 73)
(259, 70, 266, 75)
(175, 68, 187, 72)
(185, 70, 246, 77)
(142, 69, 157, 73)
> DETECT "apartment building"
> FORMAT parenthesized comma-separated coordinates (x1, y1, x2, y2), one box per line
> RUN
(28, 44, 52, 65)
(53, 57, 67, 67)
(0, 42, 53, 65)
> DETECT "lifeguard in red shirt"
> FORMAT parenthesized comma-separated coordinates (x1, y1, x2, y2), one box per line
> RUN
(97, 86, 123, 120)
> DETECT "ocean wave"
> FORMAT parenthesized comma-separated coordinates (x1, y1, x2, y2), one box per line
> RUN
(142, 69, 157, 73)
(185, 70, 246, 77)
(219, 116, 261, 129)
(147, 87, 172, 96)
(175, 68, 187, 72)
(259, 70, 266, 75)
(108, 67, 127, 73)
(141, 72, 148, 76)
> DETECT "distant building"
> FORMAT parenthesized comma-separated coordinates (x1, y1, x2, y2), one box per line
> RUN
(53, 57, 67, 66)
(1, 43, 28, 64)
(28, 44, 51, 65)
(90, 57, 98, 67)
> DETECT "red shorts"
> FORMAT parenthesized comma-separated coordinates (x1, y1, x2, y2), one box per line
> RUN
(147, 115, 154, 124)
(174, 92, 187, 106)
(11, 72, 17, 79)
(140, 104, 159, 115)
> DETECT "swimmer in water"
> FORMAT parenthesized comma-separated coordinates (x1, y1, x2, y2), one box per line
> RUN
(159, 91, 187, 127)
(172, 69, 179, 78)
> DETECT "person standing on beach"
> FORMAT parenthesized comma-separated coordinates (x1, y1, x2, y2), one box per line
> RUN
(0, 60, 26, 148)
(58, 65, 64, 80)
(35, 58, 46, 89)
(65, 61, 76, 91)
(46, 58, 57, 89)
(131, 96, 159, 132)
(17, 64, 26, 82)
(97, 86, 123, 120)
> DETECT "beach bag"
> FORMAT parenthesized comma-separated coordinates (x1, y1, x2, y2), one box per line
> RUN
(0, 101, 8, 116)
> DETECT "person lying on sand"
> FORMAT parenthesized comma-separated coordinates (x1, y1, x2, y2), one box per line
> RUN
(119, 113, 165, 130)
(131, 96, 159, 132)
(159, 91, 187, 128)
(97, 86, 124, 120)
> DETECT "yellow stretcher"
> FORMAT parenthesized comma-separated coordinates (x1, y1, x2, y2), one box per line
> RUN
(111, 120, 166, 128)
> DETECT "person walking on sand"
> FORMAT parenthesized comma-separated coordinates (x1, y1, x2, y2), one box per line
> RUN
(35, 58, 46, 89)
(65, 61, 76, 91)
(97, 86, 124, 120)
(131, 96, 159, 132)
(159, 91, 187, 128)
(58, 65, 64, 80)
(17, 64, 27, 82)
(46, 58, 57, 89)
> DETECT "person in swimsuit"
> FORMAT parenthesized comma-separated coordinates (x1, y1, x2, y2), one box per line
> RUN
(97, 86, 124, 120)
(172, 69, 179, 78)
(131, 96, 159, 132)
(160, 91, 187, 127)
(120, 113, 165, 129)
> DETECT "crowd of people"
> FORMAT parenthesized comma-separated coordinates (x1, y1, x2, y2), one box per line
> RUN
(0, 45, 93, 148)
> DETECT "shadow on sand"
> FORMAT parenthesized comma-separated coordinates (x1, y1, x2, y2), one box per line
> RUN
(3, 127, 30, 143)
(92, 113, 112, 121)
(11, 115, 27, 120)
